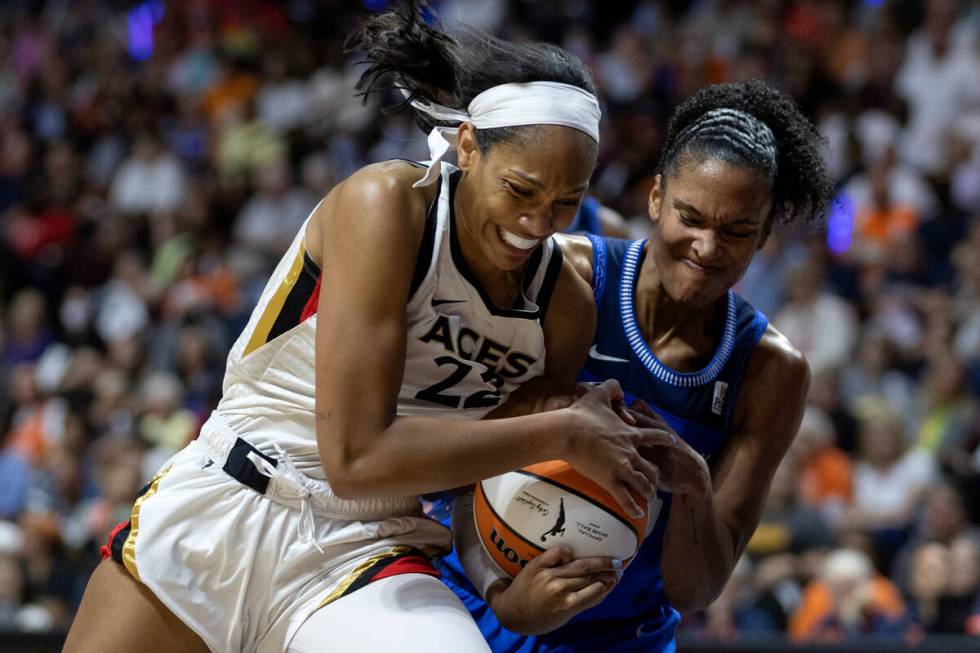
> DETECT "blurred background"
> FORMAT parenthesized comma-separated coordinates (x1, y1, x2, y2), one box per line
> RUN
(0, 0, 978, 650)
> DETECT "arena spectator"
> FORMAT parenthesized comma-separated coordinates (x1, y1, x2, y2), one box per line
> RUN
(792, 406, 853, 525)
(789, 548, 909, 642)
(773, 257, 858, 377)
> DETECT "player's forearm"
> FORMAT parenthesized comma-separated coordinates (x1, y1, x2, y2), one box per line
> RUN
(320, 410, 572, 498)
(660, 492, 738, 612)
(484, 377, 577, 419)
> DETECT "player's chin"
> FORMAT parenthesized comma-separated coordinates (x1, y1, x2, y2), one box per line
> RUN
(673, 281, 725, 308)
(492, 237, 538, 270)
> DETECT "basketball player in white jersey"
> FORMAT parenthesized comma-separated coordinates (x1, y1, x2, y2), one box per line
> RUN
(64, 3, 672, 652)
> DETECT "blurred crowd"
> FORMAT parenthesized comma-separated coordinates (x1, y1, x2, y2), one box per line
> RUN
(0, 0, 978, 643)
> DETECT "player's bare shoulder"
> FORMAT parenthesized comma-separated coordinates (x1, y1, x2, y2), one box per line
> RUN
(750, 325, 809, 386)
(554, 233, 594, 287)
(306, 161, 436, 265)
(734, 324, 810, 433)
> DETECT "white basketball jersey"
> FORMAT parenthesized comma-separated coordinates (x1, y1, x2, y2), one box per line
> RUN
(215, 164, 562, 477)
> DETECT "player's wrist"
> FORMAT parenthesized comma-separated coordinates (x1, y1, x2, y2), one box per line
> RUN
(485, 578, 511, 606)
(549, 408, 579, 459)
(678, 479, 713, 511)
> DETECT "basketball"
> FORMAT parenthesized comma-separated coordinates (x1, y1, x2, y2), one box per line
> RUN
(474, 460, 650, 578)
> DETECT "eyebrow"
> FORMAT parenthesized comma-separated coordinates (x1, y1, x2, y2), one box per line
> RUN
(673, 198, 761, 227)
(508, 169, 590, 195)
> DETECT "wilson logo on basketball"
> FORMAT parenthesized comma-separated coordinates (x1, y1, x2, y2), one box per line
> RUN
(487, 527, 530, 569)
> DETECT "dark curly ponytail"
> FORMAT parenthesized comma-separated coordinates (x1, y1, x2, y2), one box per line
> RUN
(345, 0, 596, 152)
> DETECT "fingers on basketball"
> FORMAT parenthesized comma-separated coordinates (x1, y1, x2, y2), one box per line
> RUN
(567, 577, 617, 611)
(530, 546, 573, 570)
(551, 556, 619, 578)
(609, 482, 644, 519)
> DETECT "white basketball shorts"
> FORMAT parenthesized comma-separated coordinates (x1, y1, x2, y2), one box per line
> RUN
(102, 413, 452, 653)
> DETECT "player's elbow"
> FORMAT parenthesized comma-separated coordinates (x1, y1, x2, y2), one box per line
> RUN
(323, 456, 383, 499)
(666, 585, 721, 614)
(663, 565, 728, 613)
(324, 465, 359, 499)
(320, 441, 375, 500)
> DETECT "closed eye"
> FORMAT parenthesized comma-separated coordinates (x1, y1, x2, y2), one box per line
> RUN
(504, 180, 533, 197)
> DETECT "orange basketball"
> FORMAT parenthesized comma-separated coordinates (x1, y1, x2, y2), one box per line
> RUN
(474, 460, 650, 578)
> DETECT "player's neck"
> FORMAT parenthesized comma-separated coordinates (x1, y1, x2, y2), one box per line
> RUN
(634, 244, 723, 358)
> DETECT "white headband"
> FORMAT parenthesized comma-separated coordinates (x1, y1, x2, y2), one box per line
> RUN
(407, 81, 601, 187)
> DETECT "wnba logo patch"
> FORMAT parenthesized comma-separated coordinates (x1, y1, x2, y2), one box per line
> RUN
(711, 381, 729, 415)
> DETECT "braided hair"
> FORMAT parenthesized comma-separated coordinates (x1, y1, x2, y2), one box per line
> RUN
(659, 81, 833, 226)
(346, 1, 596, 153)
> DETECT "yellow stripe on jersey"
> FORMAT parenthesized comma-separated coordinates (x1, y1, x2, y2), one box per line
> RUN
(244, 242, 307, 357)
(315, 546, 413, 609)
(121, 464, 173, 582)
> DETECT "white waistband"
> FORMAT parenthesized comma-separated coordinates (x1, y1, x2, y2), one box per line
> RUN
(197, 412, 422, 523)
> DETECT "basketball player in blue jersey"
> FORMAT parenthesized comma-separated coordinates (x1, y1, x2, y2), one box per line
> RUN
(437, 80, 835, 651)
(64, 4, 673, 653)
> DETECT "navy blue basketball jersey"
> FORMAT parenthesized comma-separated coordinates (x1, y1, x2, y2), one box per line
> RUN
(435, 236, 769, 652)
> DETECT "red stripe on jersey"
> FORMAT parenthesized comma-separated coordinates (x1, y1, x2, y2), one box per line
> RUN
(300, 273, 322, 322)
(101, 520, 130, 560)
(371, 554, 440, 582)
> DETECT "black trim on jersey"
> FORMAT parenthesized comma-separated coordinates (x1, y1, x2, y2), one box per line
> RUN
(535, 245, 564, 324)
(222, 437, 279, 494)
(512, 468, 641, 539)
(522, 246, 544, 294)
(292, 159, 441, 305)
(266, 252, 321, 343)
(332, 547, 436, 603)
(302, 250, 321, 277)
(408, 179, 442, 300)
(447, 171, 544, 321)
(109, 522, 132, 565)
(108, 477, 156, 565)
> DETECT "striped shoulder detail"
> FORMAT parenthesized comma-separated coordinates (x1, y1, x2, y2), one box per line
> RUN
(243, 247, 322, 357)
(585, 233, 607, 307)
